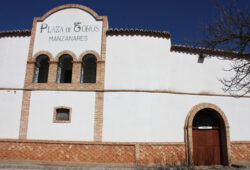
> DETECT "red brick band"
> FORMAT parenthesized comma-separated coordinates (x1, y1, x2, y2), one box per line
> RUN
(0, 139, 249, 164)
(0, 139, 186, 164)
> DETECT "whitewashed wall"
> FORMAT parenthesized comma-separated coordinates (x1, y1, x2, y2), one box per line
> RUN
(0, 90, 23, 139)
(102, 92, 250, 142)
(167, 51, 232, 94)
(105, 35, 234, 95)
(0, 37, 30, 88)
(27, 91, 96, 141)
(33, 8, 103, 58)
(105, 35, 171, 91)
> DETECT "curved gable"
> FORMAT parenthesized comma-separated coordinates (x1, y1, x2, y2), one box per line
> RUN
(31, 4, 107, 59)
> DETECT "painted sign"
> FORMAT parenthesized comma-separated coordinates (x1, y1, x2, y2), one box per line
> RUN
(39, 22, 100, 42)
(33, 8, 103, 57)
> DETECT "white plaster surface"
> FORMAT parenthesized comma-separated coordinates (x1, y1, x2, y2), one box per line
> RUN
(103, 92, 250, 142)
(33, 8, 103, 58)
(0, 90, 23, 139)
(0, 37, 30, 88)
(105, 36, 235, 95)
(27, 91, 96, 141)
(105, 36, 171, 91)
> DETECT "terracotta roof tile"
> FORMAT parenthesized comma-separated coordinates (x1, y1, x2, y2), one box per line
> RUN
(0, 30, 31, 37)
(171, 44, 250, 59)
(106, 28, 170, 39)
(1, 29, 248, 59)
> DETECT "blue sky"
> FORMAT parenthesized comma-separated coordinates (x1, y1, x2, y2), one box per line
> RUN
(0, 0, 248, 44)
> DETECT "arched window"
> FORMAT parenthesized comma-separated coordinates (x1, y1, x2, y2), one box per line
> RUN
(56, 54, 73, 83)
(81, 54, 97, 83)
(33, 55, 49, 83)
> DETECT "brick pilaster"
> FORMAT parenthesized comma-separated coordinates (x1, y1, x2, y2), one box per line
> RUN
(19, 90, 31, 139)
(93, 92, 104, 141)
(72, 62, 81, 83)
(48, 62, 57, 83)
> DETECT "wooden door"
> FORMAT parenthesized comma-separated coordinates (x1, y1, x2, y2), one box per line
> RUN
(193, 127, 222, 165)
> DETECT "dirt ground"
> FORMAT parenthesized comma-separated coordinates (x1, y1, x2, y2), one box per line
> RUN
(0, 160, 249, 170)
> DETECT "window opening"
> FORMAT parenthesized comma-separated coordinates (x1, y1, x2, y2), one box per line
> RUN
(33, 55, 49, 83)
(56, 54, 73, 83)
(56, 108, 70, 121)
(81, 54, 97, 83)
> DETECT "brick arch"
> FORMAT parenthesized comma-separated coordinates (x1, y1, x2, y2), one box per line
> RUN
(184, 103, 231, 166)
(55, 50, 77, 62)
(32, 51, 54, 62)
(78, 50, 101, 62)
(185, 103, 230, 129)
(37, 4, 103, 21)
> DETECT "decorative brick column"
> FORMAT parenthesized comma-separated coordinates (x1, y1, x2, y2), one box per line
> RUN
(19, 90, 31, 139)
(93, 92, 104, 141)
(72, 61, 81, 83)
(47, 61, 57, 83)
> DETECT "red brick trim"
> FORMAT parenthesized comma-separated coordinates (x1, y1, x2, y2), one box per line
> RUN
(0, 139, 186, 164)
(0, 140, 135, 164)
(37, 4, 104, 21)
(184, 103, 231, 166)
(78, 50, 101, 61)
(55, 50, 77, 62)
(93, 92, 104, 141)
(53, 106, 72, 123)
(0, 139, 249, 164)
(18, 90, 31, 139)
(0, 139, 185, 145)
(32, 51, 54, 62)
(231, 142, 250, 162)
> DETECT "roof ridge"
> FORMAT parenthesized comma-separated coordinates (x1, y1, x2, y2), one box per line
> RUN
(171, 44, 250, 58)
(106, 28, 171, 39)
(0, 29, 31, 37)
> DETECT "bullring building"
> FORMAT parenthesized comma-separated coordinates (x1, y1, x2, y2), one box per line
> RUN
(0, 4, 249, 166)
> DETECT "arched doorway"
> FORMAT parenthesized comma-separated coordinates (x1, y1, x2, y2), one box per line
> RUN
(185, 103, 231, 166)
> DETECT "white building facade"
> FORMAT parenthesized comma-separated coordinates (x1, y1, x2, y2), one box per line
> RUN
(0, 4, 249, 166)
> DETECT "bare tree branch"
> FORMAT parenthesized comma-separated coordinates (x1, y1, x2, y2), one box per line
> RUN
(192, 1, 250, 96)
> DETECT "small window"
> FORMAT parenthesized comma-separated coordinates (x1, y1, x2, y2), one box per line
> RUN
(56, 109, 69, 120)
(197, 53, 205, 63)
(53, 107, 71, 123)
(56, 55, 73, 83)
(81, 54, 97, 83)
(33, 55, 49, 83)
